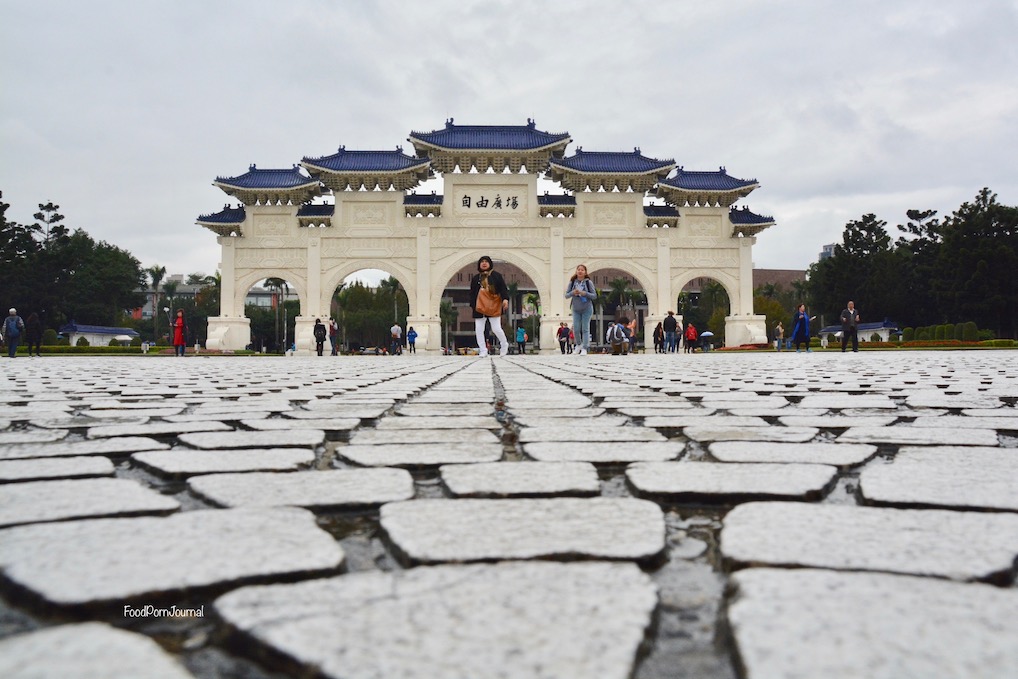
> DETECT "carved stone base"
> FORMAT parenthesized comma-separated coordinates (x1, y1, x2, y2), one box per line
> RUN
(725, 315, 768, 347)
(206, 317, 252, 352)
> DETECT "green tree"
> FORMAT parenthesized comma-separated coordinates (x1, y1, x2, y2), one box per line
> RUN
(439, 299, 457, 350)
(933, 189, 1018, 338)
(147, 265, 167, 342)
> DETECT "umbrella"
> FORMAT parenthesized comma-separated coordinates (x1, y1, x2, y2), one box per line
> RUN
(700, 331, 714, 337)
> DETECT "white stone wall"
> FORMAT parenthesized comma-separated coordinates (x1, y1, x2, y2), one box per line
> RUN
(208, 174, 766, 352)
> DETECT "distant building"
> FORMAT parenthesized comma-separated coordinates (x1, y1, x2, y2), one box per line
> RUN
(752, 269, 806, 292)
(819, 243, 836, 260)
(60, 322, 139, 346)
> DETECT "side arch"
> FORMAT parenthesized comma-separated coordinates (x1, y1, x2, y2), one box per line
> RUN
(320, 260, 417, 318)
(234, 270, 308, 316)
(581, 258, 658, 314)
(671, 269, 741, 313)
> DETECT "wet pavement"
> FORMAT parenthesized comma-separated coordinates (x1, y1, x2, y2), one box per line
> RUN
(0, 351, 1016, 678)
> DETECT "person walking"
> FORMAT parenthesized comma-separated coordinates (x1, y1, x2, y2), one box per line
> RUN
(663, 311, 678, 352)
(564, 264, 596, 355)
(469, 255, 510, 357)
(515, 326, 527, 355)
(25, 312, 43, 357)
(557, 322, 570, 354)
(406, 326, 417, 354)
(840, 300, 861, 352)
(389, 322, 403, 356)
(774, 321, 784, 352)
(791, 304, 811, 353)
(313, 318, 327, 356)
(684, 322, 697, 353)
(171, 309, 189, 357)
(328, 318, 339, 355)
(4, 308, 25, 358)
(652, 322, 664, 353)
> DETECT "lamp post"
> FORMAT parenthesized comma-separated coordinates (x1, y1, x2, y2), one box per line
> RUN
(163, 307, 171, 345)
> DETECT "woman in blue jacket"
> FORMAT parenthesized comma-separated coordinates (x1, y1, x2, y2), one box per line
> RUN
(791, 303, 811, 353)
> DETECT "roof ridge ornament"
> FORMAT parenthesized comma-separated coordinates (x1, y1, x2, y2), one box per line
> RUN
(249, 164, 256, 171)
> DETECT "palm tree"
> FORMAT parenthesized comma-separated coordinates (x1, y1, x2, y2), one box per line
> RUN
(607, 278, 635, 316)
(524, 292, 541, 349)
(505, 281, 519, 327)
(147, 265, 166, 342)
(439, 299, 457, 351)
(594, 289, 610, 346)
(264, 277, 289, 352)
(162, 281, 179, 314)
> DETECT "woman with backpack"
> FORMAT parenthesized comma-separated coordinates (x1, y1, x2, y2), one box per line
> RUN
(564, 263, 596, 355)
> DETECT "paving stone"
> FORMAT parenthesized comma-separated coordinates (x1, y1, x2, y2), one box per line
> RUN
(777, 415, 898, 428)
(0, 622, 195, 679)
(216, 561, 656, 679)
(909, 414, 1018, 430)
(381, 498, 665, 563)
(615, 406, 714, 418)
(728, 568, 1018, 679)
(177, 429, 325, 449)
(164, 411, 273, 423)
(348, 428, 500, 444)
(395, 403, 494, 416)
(523, 441, 684, 463)
(0, 456, 115, 482)
(682, 425, 819, 443)
(837, 425, 999, 446)
(905, 393, 1004, 409)
(285, 405, 390, 419)
(518, 426, 664, 443)
(86, 421, 233, 438)
(133, 449, 315, 477)
(709, 441, 879, 466)
(860, 446, 1018, 511)
(188, 468, 414, 508)
(511, 414, 628, 427)
(627, 462, 837, 502)
(80, 407, 185, 418)
(794, 394, 897, 409)
(375, 415, 500, 429)
(721, 501, 1018, 580)
(0, 430, 69, 444)
(240, 417, 360, 432)
(643, 415, 768, 428)
(0, 436, 169, 461)
(0, 478, 179, 527)
(695, 397, 791, 410)
(337, 443, 503, 468)
(440, 461, 600, 497)
(30, 415, 151, 428)
(0, 508, 343, 605)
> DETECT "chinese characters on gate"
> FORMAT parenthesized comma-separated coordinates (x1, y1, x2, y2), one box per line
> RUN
(461, 194, 520, 210)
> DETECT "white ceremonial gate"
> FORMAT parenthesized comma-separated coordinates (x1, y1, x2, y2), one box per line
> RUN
(197, 120, 774, 353)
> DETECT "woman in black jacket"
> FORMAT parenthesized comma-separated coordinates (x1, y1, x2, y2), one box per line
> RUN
(469, 255, 510, 356)
(25, 312, 43, 357)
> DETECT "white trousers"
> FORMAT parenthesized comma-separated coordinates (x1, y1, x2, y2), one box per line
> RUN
(474, 317, 509, 356)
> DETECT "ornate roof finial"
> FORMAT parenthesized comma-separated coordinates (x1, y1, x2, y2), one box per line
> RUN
(446, 118, 454, 127)
(396, 145, 403, 152)
(634, 147, 640, 154)
(249, 163, 256, 171)
(338, 145, 346, 152)
(527, 118, 535, 127)
(720, 166, 726, 172)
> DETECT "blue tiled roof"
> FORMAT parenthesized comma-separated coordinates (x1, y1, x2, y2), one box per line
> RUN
(408, 119, 570, 150)
(659, 168, 758, 191)
(550, 149, 674, 174)
(59, 323, 140, 337)
(196, 205, 246, 224)
(537, 194, 576, 206)
(296, 204, 335, 217)
(404, 193, 443, 205)
(303, 147, 430, 172)
(729, 207, 774, 225)
(644, 205, 679, 218)
(215, 165, 318, 189)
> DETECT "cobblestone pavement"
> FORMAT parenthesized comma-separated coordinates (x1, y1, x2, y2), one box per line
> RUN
(0, 352, 1016, 678)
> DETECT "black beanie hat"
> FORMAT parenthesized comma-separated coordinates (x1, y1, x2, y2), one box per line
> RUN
(477, 255, 493, 271)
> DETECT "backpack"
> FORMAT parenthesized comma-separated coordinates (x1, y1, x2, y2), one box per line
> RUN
(608, 324, 626, 343)
(5, 316, 22, 338)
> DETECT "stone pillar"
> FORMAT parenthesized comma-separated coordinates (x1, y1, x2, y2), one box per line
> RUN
(205, 236, 251, 351)
(540, 225, 566, 353)
(724, 236, 767, 346)
(307, 237, 321, 318)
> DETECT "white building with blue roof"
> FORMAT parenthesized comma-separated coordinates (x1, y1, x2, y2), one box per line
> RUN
(197, 119, 777, 353)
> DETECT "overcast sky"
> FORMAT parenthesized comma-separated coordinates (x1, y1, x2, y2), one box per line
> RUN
(2, 0, 1016, 284)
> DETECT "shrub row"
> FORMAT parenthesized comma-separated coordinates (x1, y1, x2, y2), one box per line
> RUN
(902, 322, 980, 342)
